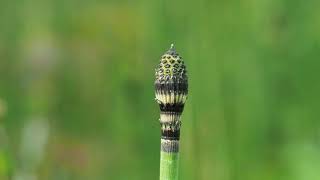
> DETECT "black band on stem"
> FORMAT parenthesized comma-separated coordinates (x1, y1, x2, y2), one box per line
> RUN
(161, 129, 180, 140)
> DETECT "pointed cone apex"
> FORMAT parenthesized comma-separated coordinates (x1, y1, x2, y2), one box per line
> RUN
(170, 43, 174, 49)
(165, 43, 178, 56)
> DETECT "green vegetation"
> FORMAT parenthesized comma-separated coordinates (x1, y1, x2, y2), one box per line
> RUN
(0, 0, 320, 180)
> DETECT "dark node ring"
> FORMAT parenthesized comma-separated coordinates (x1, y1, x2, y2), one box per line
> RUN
(159, 103, 185, 113)
(161, 129, 180, 140)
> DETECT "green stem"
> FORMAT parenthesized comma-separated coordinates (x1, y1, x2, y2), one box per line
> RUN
(160, 139, 180, 180)
(160, 151, 179, 180)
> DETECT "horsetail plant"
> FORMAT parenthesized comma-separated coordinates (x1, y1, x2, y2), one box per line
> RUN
(155, 44, 188, 180)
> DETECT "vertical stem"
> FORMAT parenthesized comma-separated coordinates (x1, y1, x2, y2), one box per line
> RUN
(160, 139, 180, 180)
(160, 151, 179, 180)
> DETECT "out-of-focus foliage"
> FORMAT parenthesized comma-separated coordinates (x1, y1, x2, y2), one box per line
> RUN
(0, 0, 320, 179)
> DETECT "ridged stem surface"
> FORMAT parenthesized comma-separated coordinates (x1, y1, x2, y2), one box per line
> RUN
(160, 149, 179, 180)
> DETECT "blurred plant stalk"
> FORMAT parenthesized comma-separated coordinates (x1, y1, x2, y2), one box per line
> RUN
(155, 44, 188, 180)
(14, 32, 56, 179)
(0, 126, 11, 180)
(13, 119, 49, 180)
(0, 99, 11, 180)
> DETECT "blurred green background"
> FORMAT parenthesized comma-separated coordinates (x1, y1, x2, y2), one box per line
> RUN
(1, 0, 320, 179)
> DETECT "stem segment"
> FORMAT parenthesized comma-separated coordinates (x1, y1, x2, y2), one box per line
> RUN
(160, 151, 179, 180)
(160, 139, 180, 180)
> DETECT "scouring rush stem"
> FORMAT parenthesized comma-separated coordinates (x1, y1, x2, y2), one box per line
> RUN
(155, 44, 188, 180)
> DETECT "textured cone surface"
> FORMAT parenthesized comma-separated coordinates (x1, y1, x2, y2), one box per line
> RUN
(155, 45, 188, 141)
